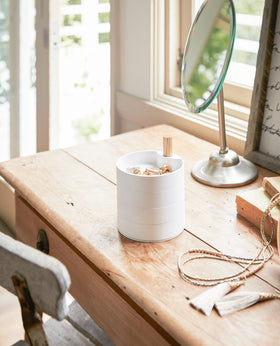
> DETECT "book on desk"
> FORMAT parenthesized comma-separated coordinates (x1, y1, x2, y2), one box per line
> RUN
(236, 176, 280, 244)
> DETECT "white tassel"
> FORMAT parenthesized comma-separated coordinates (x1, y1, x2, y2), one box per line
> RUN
(215, 291, 280, 317)
(189, 281, 244, 316)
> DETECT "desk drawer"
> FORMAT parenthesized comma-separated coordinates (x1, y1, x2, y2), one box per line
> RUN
(15, 195, 172, 346)
(16, 195, 48, 249)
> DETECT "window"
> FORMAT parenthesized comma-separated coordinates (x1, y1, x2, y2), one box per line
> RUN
(225, 0, 264, 108)
(0, 0, 110, 162)
(120, 0, 266, 155)
(0, 0, 36, 161)
(164, 0, 265, 119)
(59, 0, 110, 148)
(110, 0, 267, 155)
(0, 0, 10, 162)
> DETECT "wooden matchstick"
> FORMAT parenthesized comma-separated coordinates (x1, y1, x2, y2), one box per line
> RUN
(163, 137, 172, 157)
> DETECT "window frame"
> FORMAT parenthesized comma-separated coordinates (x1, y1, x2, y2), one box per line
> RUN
(164, 0, 254, 115)
(149, 0, 249, 152)
(111, 0, 256, 155)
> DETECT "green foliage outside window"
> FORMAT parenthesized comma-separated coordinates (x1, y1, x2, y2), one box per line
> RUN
(99, 12, 109, 23)
(61, 0, 81, 5)
(61, 0, 110, 46)
(234, 0, 264, 15)
(187, 17, 230, 105)
(72, 112, 103, 142)
(233, 0, 264, 66)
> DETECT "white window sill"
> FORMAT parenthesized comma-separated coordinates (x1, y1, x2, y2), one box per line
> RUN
(116, 91, 248, 156)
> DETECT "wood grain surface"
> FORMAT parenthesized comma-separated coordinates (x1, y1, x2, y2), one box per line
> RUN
(1, 124, 280, 345)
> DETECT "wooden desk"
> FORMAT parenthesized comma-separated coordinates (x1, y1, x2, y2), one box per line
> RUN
(1, 125, 280, 345)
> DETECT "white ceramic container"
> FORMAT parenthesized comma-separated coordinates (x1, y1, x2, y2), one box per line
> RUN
(116, 150, 185, 242)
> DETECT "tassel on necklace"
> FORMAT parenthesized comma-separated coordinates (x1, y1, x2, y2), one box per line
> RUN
(179, 193, 280, 317)
(189, 281, 244, 316)
(215, 291, 280, 317)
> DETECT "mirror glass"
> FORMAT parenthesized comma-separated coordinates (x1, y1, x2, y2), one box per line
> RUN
(181, 0, 236, 113)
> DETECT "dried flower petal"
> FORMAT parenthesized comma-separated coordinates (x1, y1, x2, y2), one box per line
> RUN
(127, 165, 172, 175)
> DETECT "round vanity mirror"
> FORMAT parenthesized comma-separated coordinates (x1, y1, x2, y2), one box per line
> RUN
(182, 0, 235, 113)
(182, 0, 258, 187)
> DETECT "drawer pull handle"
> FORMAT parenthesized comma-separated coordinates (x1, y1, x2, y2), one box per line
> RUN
(37, 229, 49, 254)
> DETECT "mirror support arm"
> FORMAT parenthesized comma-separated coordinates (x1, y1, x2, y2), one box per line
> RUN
(191, 85, 257, 187)
(186, 0, 258, 187)
(217, 87, 228, 154)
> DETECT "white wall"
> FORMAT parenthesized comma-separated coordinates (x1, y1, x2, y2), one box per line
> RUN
(119, 0, 152, 100)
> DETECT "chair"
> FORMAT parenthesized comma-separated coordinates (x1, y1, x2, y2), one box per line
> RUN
(0, 231, 114, 346)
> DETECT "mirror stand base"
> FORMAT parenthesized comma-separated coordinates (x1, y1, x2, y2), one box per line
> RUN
(191, 150, 258, 187)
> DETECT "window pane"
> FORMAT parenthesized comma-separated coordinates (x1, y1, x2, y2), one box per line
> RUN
(0, 0, 36, 162)
(59, 0, 110, 148)
(20, 2, 36, 157)
(193, 0, 265, 89)
(226, 0, 265, 87)
(0, 0, 9, 161)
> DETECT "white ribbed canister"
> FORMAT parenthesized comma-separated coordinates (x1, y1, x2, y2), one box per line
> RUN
(116, 150, 185, 242)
